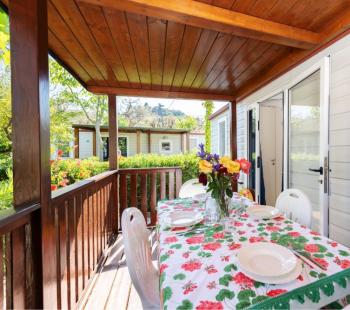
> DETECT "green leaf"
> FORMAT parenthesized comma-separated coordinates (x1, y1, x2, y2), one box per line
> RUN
(309, 271, 318, 278)
(334, 276, 347, 288)
(237, 289, 256, 301)
(198, 251, 212, 258)
(292, 293, 305, 304)
(170, 244, 182, 249)
(239, 237, 247, 242)
(318, 273, 327, 278)
(218, 274, 232, 287)
(189, 245, 200, 251)
(215, 289, 235, 301)
(314, 253, 325, 258)
(176, 299, 193, 310)
(160, 254, 169, 263)
(316, 244, 327, 253)
(254, 281, 265, 288)
(339, 250, 350, 257)
(313, 237, 322, 240)
(236, 300, 251, 309)
(326, 252, 334, 257)
(160, 272, 166, 287)
(173, 273, 186, 280)
(224, 264, 237, 272)
(163, 287, 173, 304)
(252, 295, 269, 304)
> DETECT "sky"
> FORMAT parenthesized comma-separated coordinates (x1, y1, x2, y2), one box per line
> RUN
(117, 96, 228, 118)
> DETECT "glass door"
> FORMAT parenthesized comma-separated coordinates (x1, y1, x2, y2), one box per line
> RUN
(288, 69, 329, 233)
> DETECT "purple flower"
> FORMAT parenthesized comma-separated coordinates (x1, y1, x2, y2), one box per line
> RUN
(197, 143, 206, 159)
(213, 163, 221, 171)
(213, 154, 220, 161)
(206, 154, 213, 161)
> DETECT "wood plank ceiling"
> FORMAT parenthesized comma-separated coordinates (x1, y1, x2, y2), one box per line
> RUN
(4, 0, 350, 100)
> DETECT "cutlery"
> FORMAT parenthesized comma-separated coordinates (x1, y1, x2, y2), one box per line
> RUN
(288, 247, 327, 271)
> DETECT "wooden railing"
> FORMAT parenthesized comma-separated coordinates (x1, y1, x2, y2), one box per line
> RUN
(51, 170, 118, 309)
(0, 170, 118, 309)
(118, 167, 182, 226)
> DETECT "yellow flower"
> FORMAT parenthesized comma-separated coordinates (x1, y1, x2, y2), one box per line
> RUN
(199, 160, 212, 174)
(219, 156, 231, 165)
(225, 160, 240, 174)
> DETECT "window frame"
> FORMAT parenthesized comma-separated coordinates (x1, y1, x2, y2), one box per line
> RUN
(217, 116, 227, 156)
(159, 139, 173, 154)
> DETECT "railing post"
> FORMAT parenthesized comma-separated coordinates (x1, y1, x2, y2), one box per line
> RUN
(9, 0, 55, 308)
(230, 100, 238, 192)
(108, 95, 118, 170)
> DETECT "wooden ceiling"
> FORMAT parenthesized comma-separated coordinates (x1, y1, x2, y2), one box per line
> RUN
(4, 0, 350, 100)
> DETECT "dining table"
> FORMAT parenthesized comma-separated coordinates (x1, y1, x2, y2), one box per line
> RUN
(157, 197, 350, 309)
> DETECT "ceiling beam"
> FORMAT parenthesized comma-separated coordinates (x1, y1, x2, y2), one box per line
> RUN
(87, 86, 235, 101)
(78, 0, 320, 49)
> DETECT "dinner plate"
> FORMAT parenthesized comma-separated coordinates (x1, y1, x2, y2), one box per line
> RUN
(192, 193, 207, 203)
(240, 259, 302, 284)
(246, 205, 280, 220)
(237, 242, 297, 277)
(164, 211, 203, 227)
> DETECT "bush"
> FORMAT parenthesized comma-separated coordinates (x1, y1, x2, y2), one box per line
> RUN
(0, 169, 12, 210)
(0, 153, 12, 181)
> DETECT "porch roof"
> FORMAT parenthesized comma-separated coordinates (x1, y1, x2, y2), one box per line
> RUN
(2, 0, 350, 101)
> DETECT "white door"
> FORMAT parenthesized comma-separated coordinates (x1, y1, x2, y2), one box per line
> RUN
(288, 64, 329, 234)
(79, 131, 94, 159)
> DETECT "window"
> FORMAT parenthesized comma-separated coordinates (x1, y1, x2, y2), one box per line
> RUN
(118, 136, 128, 157)
(218, 119, 226, 156)
(159, 140, 172, 153)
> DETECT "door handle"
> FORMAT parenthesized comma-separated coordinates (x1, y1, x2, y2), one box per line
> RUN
(308, 167, 323, 175)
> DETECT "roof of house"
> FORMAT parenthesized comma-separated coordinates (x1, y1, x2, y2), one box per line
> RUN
(72, 124, 204, 134)
(208, 104, 229, 120)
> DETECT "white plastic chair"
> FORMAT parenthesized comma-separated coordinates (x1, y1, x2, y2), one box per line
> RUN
(179, 178, 206, 198)
(122, 208, 160, 309)
(275, 189, 312, 227)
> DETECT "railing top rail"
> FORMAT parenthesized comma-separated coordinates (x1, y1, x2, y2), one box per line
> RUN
(118, 167, 182, 174)
(51, 169, 118, 201)
(0, 202, 40, 234)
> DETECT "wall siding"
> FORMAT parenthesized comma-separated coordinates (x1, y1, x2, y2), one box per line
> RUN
(210, 109, 230, 157)
(237, 34, 350, 246)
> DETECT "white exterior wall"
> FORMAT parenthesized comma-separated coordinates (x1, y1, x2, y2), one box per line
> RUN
(78, 131, 94, 159)
(210, 109, 231, 157)
(237, 33, 350, 246)
(150, 133, 182, 154)
(189, 134, 205, 152)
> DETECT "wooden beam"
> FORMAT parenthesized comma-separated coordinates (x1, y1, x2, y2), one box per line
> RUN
(147, 130, 151, 153)
(87, 85, 235, 101)
(74, 128, 79, 158)
(108, 95, 118, 170)
(136, 130, 141, 154)
(79, 0, 320, 49)
(230, 101, 237, 192)
(9, 0, 55, 307)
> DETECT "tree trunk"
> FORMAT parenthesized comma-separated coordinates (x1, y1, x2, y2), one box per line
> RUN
(95, 121, 103, 161)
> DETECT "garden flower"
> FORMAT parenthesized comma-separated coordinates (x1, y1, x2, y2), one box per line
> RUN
(199, 160, 212, 174)
(198, 173, 208, 186)
(197, 143, 206, 159)
(237, 158, 251, 174)
(219, 156, 231, 165)
(224, 160, 240, 174)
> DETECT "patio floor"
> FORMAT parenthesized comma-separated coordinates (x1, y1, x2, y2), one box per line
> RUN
(79, 232, 158, 310)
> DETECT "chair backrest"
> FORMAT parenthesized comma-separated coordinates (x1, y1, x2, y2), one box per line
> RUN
(122, 208, 160, 309)
(275, 189, 312, 227)
(179, 178, 206, 198)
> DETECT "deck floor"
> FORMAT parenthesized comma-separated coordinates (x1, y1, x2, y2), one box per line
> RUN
(79, 235, 143, 310)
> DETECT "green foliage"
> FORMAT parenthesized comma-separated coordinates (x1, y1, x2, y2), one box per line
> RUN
(202, 100, 214, 152)
(175, 116, 198, 131)
(0, 168, 12, 210)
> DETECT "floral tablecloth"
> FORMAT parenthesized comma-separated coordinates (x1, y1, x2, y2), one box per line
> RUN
(157, 198, 350, 310)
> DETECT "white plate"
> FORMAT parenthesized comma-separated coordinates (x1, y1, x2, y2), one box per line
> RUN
(164, 211, 203, 227)
(240, 259, 302, 284)
(237, 242, 297, 277)
(246, 205, 280, 219)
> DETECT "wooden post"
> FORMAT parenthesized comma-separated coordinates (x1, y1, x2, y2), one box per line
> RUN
(74, 127, 79, 158)
(148, 130, 151, 153)
(10, 0, 55, 307)
(108, 95, 118, 170)
(92, 130, 97, 156)
(230, 100, 238, 192)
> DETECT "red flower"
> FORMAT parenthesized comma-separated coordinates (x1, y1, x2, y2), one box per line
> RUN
(203, 242, 221, 251)
(329, 241, 338, 248)
(196, 301, 223, 310)
(313, 257, 329, 269)
(228, 242, 241, 250)
(310, 231, 320, 236)
(51, 184, 58, 191)
(182, 259, 202, 272)
(297, 275, 304, 281)
(233, 272, 254, 287)
(288, 232, 301, 237)
(267, 289, 287, 297)
(249, 236, 265, 243)
(234, 221, 243, 227)
(164, 236, 178, 244)
(182, 252, 190, 259)
(304, 244, 320, 253)
(340, 260, 350, 269)
(57, 149, 63, 157)
(186, 235, 204, 244)
(159, 264, 168, 273)
(237, 158, 251, 174)
(198, 173, 208, 186)
(266, 225, 280, 232)
(213, 232, 225, 239)
(205, 265, 218, 274)
(221, 255, 229, 262)
(183, 281, 198, 295)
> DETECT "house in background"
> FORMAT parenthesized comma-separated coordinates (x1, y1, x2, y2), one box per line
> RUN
(209, 104, 231, 157)
(73, 124, 204, 159)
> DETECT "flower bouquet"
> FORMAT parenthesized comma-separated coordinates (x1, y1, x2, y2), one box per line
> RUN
(197, 143, 251, 219)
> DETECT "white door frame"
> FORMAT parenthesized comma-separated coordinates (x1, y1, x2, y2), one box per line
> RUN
(246, 56, 330, 234)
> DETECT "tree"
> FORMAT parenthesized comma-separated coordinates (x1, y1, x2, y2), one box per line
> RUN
(175, 116, 198, 131)
(49, 59, 108, 160)
(202, 100, 214, 152)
